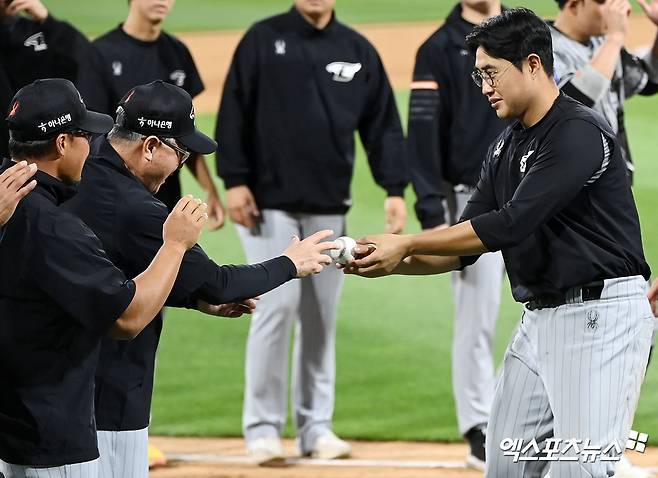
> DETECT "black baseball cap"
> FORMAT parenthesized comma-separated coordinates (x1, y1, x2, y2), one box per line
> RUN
(5, 78, 113, 141)
(117, 80, 217, 155)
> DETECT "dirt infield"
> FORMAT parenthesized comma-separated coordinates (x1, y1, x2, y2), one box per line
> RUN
(150, 437, 658, 478)
(181, 15, 658, 114)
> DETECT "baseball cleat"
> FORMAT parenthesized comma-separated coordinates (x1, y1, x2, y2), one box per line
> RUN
(247, 437, 285, 466)
(464, 425, 486, 471)
(148, 443, 167, 469)
(305, 431, 352, 459)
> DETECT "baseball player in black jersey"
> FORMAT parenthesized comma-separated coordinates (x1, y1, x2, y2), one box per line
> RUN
(62, 80, 337, 478)
(77, 0, 224, 228)
(0, 0, 90, 159)
(0, 78, 207, 478)
(344, 8, 653, 478)
(408, 1, 505, 469)
(217, 0, 408, 464)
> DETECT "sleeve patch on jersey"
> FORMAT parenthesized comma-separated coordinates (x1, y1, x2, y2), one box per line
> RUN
(410, 80, 439, 90)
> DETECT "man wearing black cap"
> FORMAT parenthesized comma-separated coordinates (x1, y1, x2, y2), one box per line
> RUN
(76, 0, 224, 230)
(0, 78, 208, 477)
(63, 80, 339, 478)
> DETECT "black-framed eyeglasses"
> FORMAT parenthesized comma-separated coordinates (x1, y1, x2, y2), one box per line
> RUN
(158, 137, 191, 168)
(69, 130, 93, 143)
(471, 63, 513, 89)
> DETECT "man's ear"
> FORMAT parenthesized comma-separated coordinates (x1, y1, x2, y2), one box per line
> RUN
(142, 136, 159, 163)
(54, 133, 68, 157)
(526, 53, 543, 77)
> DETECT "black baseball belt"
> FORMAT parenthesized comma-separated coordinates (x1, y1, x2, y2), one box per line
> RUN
(525, 280, 605, 311)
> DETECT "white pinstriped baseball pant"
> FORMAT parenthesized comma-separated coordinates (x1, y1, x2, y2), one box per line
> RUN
(485, 275, 653, 478)
(97, 427, 148, 478)
(0, 458, 99, 478)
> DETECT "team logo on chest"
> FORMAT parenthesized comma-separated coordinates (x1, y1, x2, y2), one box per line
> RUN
(112, 61, 123, 76)
(24, 32, 47, 52)
(493, 139, 504, 158)
(519, 149, 535, 174)
(169, 70, 186, 87)
(274, 39, 286, 55)
(325, 62, 362, 82)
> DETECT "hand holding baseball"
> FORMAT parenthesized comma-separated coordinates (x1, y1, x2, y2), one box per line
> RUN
(283, 229, 338, 277)
(341, 233, 410, 278)
(162, 195, 208, 251)
(0, 161, 37, 226)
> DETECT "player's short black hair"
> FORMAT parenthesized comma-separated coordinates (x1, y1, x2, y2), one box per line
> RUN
(465, 7, 554, 76)
(556, 0, 568, 9)
(8, 132, 56, 159)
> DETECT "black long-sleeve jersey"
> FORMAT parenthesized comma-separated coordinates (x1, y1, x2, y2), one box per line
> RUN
(63, 137, 297, 430)
(216, 7, 408, 214)
(460, 93, 650, 303)
(407, 4, 506, 229)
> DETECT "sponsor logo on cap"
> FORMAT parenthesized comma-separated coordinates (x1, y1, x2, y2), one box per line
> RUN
(37, 113, 72, 133)
(189, 105, 195, 120)
(137, 117, 173, 130)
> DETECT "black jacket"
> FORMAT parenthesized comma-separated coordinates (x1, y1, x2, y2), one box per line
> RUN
(407, 4, 506, 228)
(216, 8, 408, 214)
(0, 159, 135, 466)
(461, 93, 650, 302)
(63, 137, 297, 430)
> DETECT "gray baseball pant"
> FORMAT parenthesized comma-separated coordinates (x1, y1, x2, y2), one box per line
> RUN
(97, 428, 148, 478)
(0, 459, 99, 478)
(448, 187, 505, 435)
(238, 209, 345, 453)
(485, 275, 653, 478)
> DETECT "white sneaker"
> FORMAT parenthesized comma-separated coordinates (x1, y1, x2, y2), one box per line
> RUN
(615, 455, 654, 478)
(307, 431, 352, 459)
(247, 437, 285, 466)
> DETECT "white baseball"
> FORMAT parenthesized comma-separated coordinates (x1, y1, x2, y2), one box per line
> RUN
(335, 236, 357, 265)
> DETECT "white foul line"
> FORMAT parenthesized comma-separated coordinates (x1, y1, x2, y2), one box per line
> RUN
(168, 454, 468, 469)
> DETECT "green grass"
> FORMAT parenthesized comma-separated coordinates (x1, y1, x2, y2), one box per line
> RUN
(150, 90, 658, 443)
(44, 0, 564, 37)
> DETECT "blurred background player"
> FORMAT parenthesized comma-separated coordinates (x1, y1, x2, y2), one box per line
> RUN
(551, 0, 658, 177)
(63, 80, 338, 478)
(77, 0, 224, 229)
(407, 0, 505, 469)
(552, 3, 658, 476)
(216, 0, 408, 464)
(0, 0, 90, 158)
